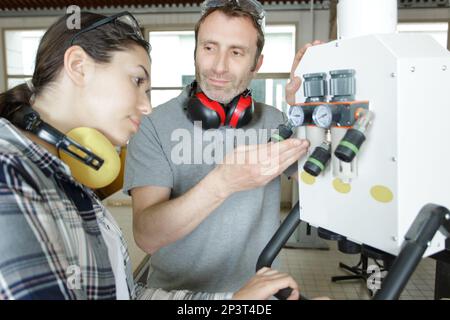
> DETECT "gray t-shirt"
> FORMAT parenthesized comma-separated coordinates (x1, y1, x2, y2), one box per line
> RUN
(124, 87, 295, 293)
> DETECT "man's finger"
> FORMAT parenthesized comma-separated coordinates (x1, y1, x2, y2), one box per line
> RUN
(273, 138, 306, 154)
(256, 267, 271, 275)
(286, 76, 301, 105)
(276, 149, 308, 174)
(290, 43, 312, 80)
(260, 140, 307, 170)
(269, 276, 299, 294)
(277, 140, 308, 161)
(288, 289, 300, 300)
(260, 146, 307, 178)
(261, 269, 280, 277)
(234, 143, 260, 153)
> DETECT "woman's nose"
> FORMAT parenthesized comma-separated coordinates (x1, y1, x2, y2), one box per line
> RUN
(138, 94, 152, 115)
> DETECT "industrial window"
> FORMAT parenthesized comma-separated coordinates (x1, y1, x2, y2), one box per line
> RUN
(397, 22, 448, 49)
(149, 25, 296, 113)
(4, 29, 46, 89)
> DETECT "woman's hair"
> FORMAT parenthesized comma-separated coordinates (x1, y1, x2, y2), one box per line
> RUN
(0, 12, 150, 119)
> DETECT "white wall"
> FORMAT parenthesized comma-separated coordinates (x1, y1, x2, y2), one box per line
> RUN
(1, 7, 449, 91)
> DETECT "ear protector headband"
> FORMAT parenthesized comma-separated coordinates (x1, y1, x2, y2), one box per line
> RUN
(8, 105, 120, 189)
(186, 81, 254, 130)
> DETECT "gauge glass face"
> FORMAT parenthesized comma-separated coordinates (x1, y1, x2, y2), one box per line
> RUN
(288, 106, 305, 127)
(312, 104, 332, 128)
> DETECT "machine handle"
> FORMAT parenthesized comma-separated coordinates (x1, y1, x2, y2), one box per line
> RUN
(374, 203, 450, 300)
(256, 202, 308, 300)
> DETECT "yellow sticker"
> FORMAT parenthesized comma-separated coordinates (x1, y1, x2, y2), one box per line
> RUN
(301, 171, 316, 185)
(332, 178, 351, 194)
(370, 185, 394, 203)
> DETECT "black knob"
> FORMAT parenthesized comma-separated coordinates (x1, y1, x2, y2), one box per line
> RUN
(303, 144, 331, 176)
(334, 128, 366, 162)
(269, 123, 293, 142)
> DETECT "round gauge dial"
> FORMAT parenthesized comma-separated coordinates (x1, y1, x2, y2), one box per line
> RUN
(312, 104, 333, 128)
(288, 106, 305, 127)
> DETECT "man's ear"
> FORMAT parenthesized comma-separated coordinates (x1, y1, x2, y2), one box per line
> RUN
(63, 45, 91, 87)
(252, 54, 264, 73)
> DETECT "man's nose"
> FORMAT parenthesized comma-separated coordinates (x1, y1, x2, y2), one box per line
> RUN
(212, 51, 228, 75)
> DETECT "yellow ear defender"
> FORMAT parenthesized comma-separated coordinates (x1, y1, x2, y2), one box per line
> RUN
(9, 105, 122, 191)
(94, 146, 127, 200)
(59, 127, 121, 189)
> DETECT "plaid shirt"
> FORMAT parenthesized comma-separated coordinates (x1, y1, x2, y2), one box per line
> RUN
(0, 118, 232, 300)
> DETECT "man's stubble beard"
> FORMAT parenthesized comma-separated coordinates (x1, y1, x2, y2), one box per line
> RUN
(195, 63, 254, 104)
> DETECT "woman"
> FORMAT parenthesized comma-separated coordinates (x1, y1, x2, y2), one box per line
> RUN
(0, 11, 299, 300)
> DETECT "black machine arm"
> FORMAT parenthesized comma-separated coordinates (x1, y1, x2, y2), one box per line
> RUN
(257, 202, 450, 300)
(374, 203, 450, 300)
(256, 202, 308, 300)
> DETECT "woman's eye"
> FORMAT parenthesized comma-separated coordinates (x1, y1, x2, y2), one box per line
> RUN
(134, 77, 144, 86)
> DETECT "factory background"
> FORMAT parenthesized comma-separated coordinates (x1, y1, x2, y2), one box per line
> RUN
(0, 0, 449, 300)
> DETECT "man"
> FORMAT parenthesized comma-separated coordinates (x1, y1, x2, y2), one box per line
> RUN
(124, 0, 310, 293)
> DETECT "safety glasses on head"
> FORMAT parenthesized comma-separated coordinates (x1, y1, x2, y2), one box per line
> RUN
(69, 11, 148, 47)
(200, 0, 266, 32)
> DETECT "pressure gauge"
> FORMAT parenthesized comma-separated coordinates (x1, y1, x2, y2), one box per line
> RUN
(288, 106, 305, 127)
(312, 104, 333, 128)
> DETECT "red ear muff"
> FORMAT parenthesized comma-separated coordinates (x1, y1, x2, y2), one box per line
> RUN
(186, 81, 253, 129)
(186, 92, 227, 130)
(196, 93, 226, 126)
(228, 95, 253, 128)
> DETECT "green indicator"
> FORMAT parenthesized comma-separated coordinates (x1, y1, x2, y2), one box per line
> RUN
(271, 134, 284, 142)
(307, 157, 325, 171)
(339, 140, 359, 154)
